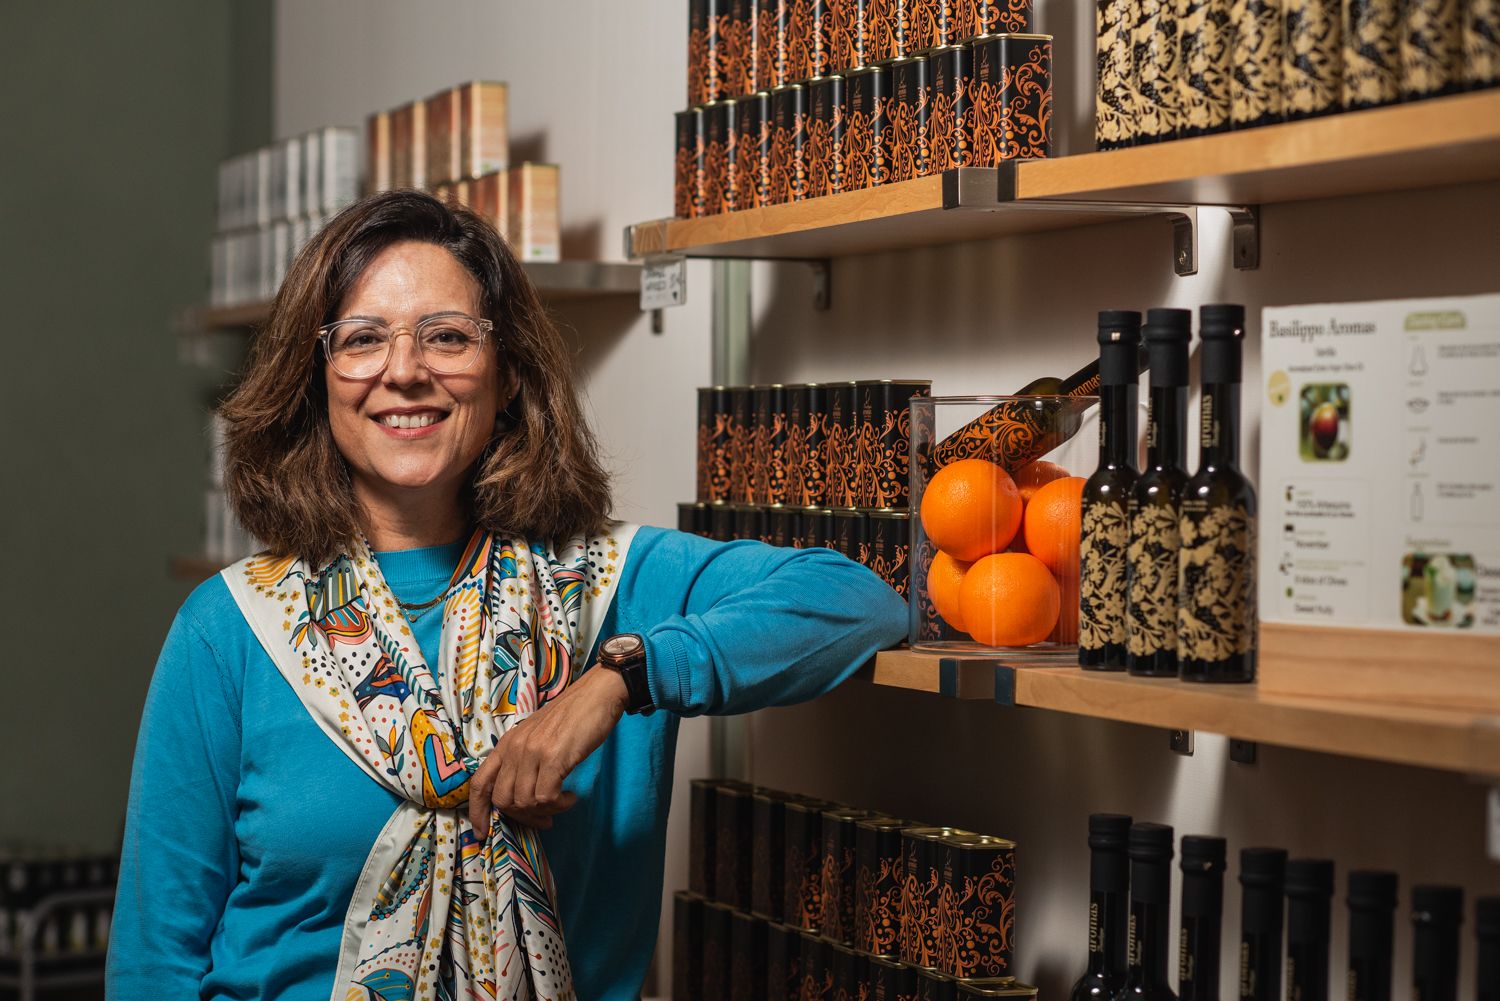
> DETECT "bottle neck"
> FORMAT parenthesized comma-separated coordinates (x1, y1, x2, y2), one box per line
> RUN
(1179, 872, 1223, 1001)
(1087, 849, 1130, 976)
(1126, 863, 1172, 987)
(1198, 382, 1241, 469)
(1146, 385, 1187, 470)
(1099, 383, 1138, 467)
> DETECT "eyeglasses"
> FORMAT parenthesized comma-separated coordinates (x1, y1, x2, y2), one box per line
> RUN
(318, 313, 495, 380)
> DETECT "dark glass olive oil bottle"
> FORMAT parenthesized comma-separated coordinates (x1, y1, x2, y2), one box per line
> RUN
(1177, 835, 1226, 1001)
(1071, 813, 1133, 1001)
(1346, 870, 1397, 1001)
(1285, 859, 1334, 1001)
(1239, 847, 1287, 1001)
(1117, 823, 1178, 1001)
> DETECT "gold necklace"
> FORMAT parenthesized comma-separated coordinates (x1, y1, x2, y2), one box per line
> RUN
(397, 584, 452, 622)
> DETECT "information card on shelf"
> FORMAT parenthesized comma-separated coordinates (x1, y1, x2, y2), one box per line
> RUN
(1260, 293, 1500, 635)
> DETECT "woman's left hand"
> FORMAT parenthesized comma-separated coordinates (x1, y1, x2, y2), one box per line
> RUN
(467, 664, 630, 836)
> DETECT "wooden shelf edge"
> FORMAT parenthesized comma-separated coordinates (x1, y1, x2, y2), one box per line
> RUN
(866, 649, 1500, 777)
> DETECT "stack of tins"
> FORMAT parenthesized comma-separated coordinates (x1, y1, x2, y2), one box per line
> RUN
(1095, 0, 1500, 151)
(673, 780, 1032, 1001)
(677, 380, 932, 595)
(675, 0, 1053, 219)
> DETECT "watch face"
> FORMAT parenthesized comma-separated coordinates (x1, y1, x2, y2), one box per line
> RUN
(602, 633, 644, 659)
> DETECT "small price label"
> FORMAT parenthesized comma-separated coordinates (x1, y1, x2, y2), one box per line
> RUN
(640, 256, 687, 311)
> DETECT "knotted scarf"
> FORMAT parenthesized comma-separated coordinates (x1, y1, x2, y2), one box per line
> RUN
(224, 523, 637, 1001)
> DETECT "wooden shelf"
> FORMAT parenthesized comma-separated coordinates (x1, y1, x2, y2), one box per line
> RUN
(867, 648, 1500, 777)
(627, 90, 1500, 261)
(169, 555, 227, 583)
(184, 260, 643, 333)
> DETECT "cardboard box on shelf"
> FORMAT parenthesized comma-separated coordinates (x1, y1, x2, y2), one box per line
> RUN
(459, 80, 509, 178)
(470, 171, 509, 235)
(507, 163, 560, 262)
(426, 86, 462, 186)
(390, 100, 427, 190)
(366, 110, 392, 194)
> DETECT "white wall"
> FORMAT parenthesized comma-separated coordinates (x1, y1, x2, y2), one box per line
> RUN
(275, 0, 1500, 997)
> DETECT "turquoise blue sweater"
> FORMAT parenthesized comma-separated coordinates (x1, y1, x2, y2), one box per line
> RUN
(107, 526, 907, 1000)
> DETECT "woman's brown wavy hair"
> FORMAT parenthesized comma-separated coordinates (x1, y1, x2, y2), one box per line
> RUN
(221, 189, 612, 565)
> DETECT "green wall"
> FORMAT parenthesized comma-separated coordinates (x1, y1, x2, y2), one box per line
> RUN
(0, 2, 270, 850)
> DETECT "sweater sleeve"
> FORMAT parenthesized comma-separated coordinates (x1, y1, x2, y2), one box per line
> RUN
(618, 528, 909, 717)
(107, 604, 242, 996)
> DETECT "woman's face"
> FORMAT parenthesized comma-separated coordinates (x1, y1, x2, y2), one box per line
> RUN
(325, 240, 508, 512)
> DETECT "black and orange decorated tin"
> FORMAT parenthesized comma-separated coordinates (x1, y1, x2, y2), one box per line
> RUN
(697, 385, 729, 501)
(752, 383, 788, 504)
(955, 980, 1038, 999)
(1177, 0, 1232, 136)
(785, 382, 828, 507)
(729, 910, 768, 1001)
(969, 33, 1052, 165)
(690, 0, 724, 106)
(1403, 0, 1465, 100)
(1283, 0, 1342, 119)
(854, 816, 910, 957)
(736, 91, 773, 210)
(832, 507, 868, 561)
(937, 834, 1017, 980)
(867, 509, 912, 596)
(767, 504, 801, 546)
(1343, 0, 1401, 109)
(725, 0, 762, 99)
(689, 777, 719, 897)
(900, 826, 970, 968)
(714, 781, 753, 909)
(843, 63, 892, 190)
(820, 807, 877, 944)
(788, 0, 833, 80)
(823, 380, 859, 507)
(1231, 0, 1283, 128)
(828, 941, 861, 1001)
(889, 55, 930, 180)
(829, 0, 872, 74)
(974, 0, 1031, 34)
(728, 385, 754, 502)
(905, 0, 944, 51)
(703, 899, 734, 999)
(917, 967, 959, 1001)
(757, 0, 792, 89)
(703, 99, 739, 215)
(800, 505, 836, 548)
(785, 797, 835, 932)
(869, 0, 907, 62)
(752, 788, 791, 920)
(806, 75, 846, 198)
(868, 954, 917, 999)
(855, 379, 930, 509)
(800, 929, 833, 1001)
(734, 502, 768, 542)
(1095, 0, 1136, 149)
(710, 501, 736, 541)
(1467, 2, 1500, 89)
(675, 107, 706, 219)
(678, 501, 712, 537)
(768, 83, 808, 205)
(928, 43, 972, 170)
(673, 891, 705, 1001)
(766, 920, 802, 1001)
(676, 501, 695, 534)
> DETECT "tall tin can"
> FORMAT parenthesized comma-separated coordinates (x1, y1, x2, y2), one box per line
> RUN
(689, 777, 719, 897)
(785, 797, 836, 931)
(854, 816, 911, 957)
(868, 955, 918, 1000)
(830, 0, 872, 73)
(800, 505, 837, 548)
(714, 780, 754, 909)
(769, 83, 808, 204)
(676, 107, 707, 219)
(1131, 0, 1181, 142)
(869, 0, 908, 61)
(691, 0, 724, 106)
(800, 930, 833, 1001)
(1467, 0, 1500, 88)
(969, 34, 1053, 165)
(785, 382, 829, 506)
(1284, 0, 1343, 118)
(703, 899, 734, 999)
(855, 379, 932, 509)
(917, 967, 959, 1001)
(806, 75, 847, 197)
(828, 942, 861, 1001)
(703, 98, 739, 215)
(974, 0, 1031, 34)
(789, 0, 833, 80)
(936, 833, 1017, 980)
(843, 64, 892, 190)
(889, 55, 931, 180)
(752, 383, 789, 504)
(766, 920, 803, 1001)
(726, 0, 762, 98)
(907, 0, 944, 50)
(736, 91, 773, 209)
(832, 507, 869, 562)
(710, 501, 736, 541)
(1177, 0, 1233, 136)
(900, 826, 970, 968)
(1402, 0, 1464, 99)
(1096, 0, 1137, 149)
(928, 43, 973, 170)
(867, 509, 912, 596)
(728, 386, 755, 503)
(767, 504, 801, 546)
(821, 807, 877, 945)
(1343, 0, 1402, 108)
(1230, 0, 1283, 128)
(729, 910, 768, 1001)
(823, 380, 859, 507)
(733, 502, 768, 543)
(673, 891, 706, 1001)
(752, 788, 791, 920)
(758, 0, 792, 89)
(697, 385, 730, 501)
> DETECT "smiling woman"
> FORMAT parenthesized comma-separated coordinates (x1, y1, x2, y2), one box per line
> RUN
(107, 190, 908, 1001)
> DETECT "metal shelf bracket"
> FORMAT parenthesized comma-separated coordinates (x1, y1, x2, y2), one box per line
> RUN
(1170, 729, 1196, 756)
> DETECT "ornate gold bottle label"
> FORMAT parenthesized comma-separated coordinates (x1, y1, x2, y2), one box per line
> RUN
(1283, 0, 1342, 117)
(1177, 500, 1257, 662)
(1230, 0, 1283, 126)
(1403, 0, 1464, 97)
(1126, 500, 1181, 657)
(1178, 0, 1232, 133)
(1344, 0, 1401, 108)
(1080, 501, 1130, 651)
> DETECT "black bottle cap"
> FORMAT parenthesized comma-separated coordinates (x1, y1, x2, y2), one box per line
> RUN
(1088, 813, 1132, 850)
(1199, 303, 1246, 335)
(1239, 846, 1288, 887)
(1180, 835, 1226, 872)
(1128, 822, 1174, 860)
(1412, 885, 1464, 926)
(1200, 303, 1246, 384)
(1143, 308, 1192, 388)
(1347, 870, 1398, 910)
(1285, 858, 1335, 898)
(1098, 310, 1142, 387)
(1477, 896, 1500, 939)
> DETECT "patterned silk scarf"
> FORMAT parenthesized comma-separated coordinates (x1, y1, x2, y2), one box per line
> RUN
(224, 523, 637, 1001)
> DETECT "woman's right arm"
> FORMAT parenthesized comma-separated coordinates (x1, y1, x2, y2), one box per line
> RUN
(107, 607, 241, 995)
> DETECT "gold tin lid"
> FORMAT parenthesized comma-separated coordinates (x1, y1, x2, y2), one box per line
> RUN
(969, 31, 1054, 44)
(737, 90, 772, 103)
(807, 73, 846, 84)
(891, 54, 927, 66)
(853, 378, 934, 385)
(822, 806, 876, 822)
(785, 795, 837, 814)
(942, 832, 1018, 849)
(771, 82, 807, 93)
(867, 508, 912, 520)
(855, 815, 911, 832)
(957, 979, 1037, 998)
(904, 825, 972, 841)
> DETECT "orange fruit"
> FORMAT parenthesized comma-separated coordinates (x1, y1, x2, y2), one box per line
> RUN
(958, 552, 1061, 647)
(927, 550, 972, 632)
(1023, 476, 1085, 576)
(919, 458, 1023, 562)
(1050, 566, 1080, 644)
(1010, 459, 1070, 504)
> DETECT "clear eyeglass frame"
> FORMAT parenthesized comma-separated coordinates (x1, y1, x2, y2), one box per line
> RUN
(318, 313, 496, 379)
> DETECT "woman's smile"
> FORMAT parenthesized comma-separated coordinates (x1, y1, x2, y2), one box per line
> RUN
(370, 405, 453, 437)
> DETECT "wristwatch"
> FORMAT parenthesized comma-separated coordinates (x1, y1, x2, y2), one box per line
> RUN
(598, 633, 655, 715)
